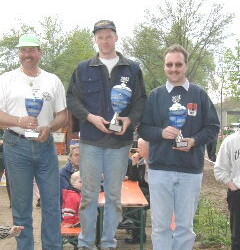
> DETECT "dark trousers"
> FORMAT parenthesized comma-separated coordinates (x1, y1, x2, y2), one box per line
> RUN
(227, 189, 240, 250)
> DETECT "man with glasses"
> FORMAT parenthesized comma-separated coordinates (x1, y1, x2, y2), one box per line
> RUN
(138, 44, 220, 250)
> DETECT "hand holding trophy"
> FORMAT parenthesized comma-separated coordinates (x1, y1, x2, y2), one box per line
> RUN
(109, 78, 132, 133)
(25, 98, 43, 139)
(169, 95, 187, 147)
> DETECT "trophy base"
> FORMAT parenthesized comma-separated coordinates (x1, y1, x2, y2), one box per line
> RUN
(173, 141, 188, 148)
(108, 123, 122, 133)
(24, 131, 40, 139)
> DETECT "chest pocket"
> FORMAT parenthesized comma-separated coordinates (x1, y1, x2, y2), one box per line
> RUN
(81, 77, 102, 114)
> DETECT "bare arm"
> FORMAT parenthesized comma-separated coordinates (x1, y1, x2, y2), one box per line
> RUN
(37, 109, 68, 143)
(0, 110, 38, 129)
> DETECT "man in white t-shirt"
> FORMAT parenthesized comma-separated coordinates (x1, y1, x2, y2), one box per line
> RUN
(0, 33, 67, 250)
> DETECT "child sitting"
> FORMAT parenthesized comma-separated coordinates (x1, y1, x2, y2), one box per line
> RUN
(62, 171, 82, 227)
(0, 225, 24, 239)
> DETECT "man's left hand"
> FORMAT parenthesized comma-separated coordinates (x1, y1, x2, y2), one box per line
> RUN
(173, 137, 195, 152)
(35, 126, 51, 143)
(114, 117, 131, 135)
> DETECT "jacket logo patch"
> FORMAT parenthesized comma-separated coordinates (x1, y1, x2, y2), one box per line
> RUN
(187, 103, 197, 116)
(120, 77, 129, 85)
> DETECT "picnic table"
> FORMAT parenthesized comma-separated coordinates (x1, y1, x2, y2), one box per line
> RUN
(62, 180, 149, 250)
(98, 180, 149, 250)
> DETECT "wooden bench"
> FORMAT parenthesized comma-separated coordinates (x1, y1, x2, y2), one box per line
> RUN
(98, 180, 149, 250)
(61, 222, 81, 249)
(61, 181, 175, 249)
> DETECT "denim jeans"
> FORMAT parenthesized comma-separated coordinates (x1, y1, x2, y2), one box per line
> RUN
(3, 130, 61, 250)
(148, 169, 203, 250)
(78, 143, 131, 249)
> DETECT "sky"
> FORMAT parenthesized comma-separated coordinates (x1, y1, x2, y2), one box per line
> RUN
(0, 0, 239, 48)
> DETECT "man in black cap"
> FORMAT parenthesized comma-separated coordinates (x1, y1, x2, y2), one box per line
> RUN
(67, 20, 147, 250)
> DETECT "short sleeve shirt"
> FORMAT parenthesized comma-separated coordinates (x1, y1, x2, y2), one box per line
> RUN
(0, 68, 66, 134)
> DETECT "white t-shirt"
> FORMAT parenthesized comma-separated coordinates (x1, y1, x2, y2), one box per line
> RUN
(0, 68, 66, 134)
(100, 56, 119, 76)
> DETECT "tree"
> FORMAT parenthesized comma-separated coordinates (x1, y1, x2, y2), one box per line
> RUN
(0, 16, 95, 88)
(224, 40, 240, 100)
(0, 24, 36, 73)
(39, 16, 68, 74)
(122, 0, 234, 91)
(54, 27, 95, 88)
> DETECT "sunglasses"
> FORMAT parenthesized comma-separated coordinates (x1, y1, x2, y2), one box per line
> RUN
(165, 62, 184, 68)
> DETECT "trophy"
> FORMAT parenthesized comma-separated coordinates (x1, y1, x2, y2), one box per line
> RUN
(169, 95, 187, 147)
(109, 78, 132, 132)
(25, 98, 43, 139)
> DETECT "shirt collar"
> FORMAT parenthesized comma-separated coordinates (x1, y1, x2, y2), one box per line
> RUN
(89, 51, 130, 67)
(166, 80, 189, 93)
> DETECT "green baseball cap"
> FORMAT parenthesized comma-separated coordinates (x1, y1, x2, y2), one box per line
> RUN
(16, 34, 40, 48)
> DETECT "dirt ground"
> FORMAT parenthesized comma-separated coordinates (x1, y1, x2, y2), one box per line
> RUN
(0, 156, 230, 250)
(201, 159, 229, 215)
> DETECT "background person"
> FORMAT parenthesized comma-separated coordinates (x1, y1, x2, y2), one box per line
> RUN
(0, 33, 67, 250)
(123, 138, 149, 244)
(214, 130, 240, 250)
(62, 171, 82, 228)
(138, 44, 220, 250)
(60, 144, 80, 206)
(67, 20, 146, 250)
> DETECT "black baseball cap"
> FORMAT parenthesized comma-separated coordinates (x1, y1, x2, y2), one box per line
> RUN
(93, 20, 116, 34)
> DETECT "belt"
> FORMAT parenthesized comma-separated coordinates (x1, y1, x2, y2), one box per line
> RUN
(7, 129, 26, 139)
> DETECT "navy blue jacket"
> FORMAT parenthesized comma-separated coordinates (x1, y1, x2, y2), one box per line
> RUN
(66, 52, 147, 147)
(138, 84, 220, 174)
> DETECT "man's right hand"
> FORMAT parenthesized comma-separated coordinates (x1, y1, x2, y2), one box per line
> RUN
(162, 126, 180, 140)
(87, 114, 112, 134)
(19, 116, 38, 129)
(227, 181, 238, 191)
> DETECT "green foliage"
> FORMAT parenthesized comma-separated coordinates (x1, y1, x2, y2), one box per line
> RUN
(39, 16, 67, 74)
(194, 197, 231, 247)
(55, 27, 95, 88)
(224, 40, 240, 101)
(0, 16, 96, 89)
(123, 25, 166, 91)
(0, 25, 36, 73)
(122, 0, 234, 92)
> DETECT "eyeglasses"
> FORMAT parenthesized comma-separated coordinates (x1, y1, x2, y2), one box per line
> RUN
(165, 62, 184, 68)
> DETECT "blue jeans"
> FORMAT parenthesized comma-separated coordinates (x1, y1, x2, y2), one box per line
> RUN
(78, 143, 130, 249)
(149, 169, 203, 250)
(3, 130, 61, 250)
